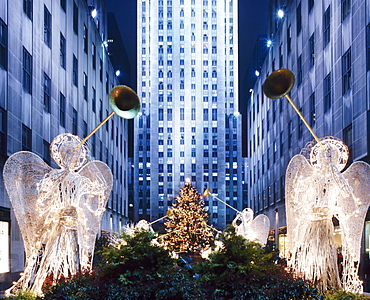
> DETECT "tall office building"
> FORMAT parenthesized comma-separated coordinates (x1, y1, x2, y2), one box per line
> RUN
(135, 0, 242, 228)
(0, 0, 130, 290)
(247, 0, 370, 258)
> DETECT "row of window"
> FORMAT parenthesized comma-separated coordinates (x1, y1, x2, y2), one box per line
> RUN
(156, 0, 218, 6)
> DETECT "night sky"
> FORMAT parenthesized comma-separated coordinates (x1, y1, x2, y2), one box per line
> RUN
(105, 0, 270, 90)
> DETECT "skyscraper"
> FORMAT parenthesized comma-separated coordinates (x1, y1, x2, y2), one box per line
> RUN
(135, 0, 242, 228)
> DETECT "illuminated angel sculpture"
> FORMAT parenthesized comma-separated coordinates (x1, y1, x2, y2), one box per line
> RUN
(232, 208, 270, 246)
(3, 133, 113, 295)
(286, 136, 370, 293)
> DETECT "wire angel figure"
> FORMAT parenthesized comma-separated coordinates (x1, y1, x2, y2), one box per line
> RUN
(286, 136, 370, 293)
(232, 208, 270, 246)
(3, 133, 113, 295)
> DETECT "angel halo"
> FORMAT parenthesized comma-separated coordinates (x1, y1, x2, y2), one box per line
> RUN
(286, 136, 370, 293)
(3, 133, 113, 295)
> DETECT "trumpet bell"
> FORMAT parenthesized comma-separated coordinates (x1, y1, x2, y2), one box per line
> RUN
(263, 69, 295, 99)
(109, 85, 141, 119)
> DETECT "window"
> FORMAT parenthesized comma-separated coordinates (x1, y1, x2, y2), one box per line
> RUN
(212, 108, 217, 121)
(180, 108, 184, 120)
(158, 108, 163, 121)
(343, 124, 353, 163)
(22, 124, 32, 151)
(43, 140, 51, 164)
(309, 0, 314, 12)
(73, 2, 78, 35)
(296, 3, 301, 35)
(43, 72, 51, 112)
(60, 0, 66, 11)
(60, 33, 66, 69)
(297, 55, 302, 86)
(324, 73, 331, 112)
(309, 33, 315, 68)
(92, 87, 96, 112)
(83, 73, 88, 100)
(0, 18, 7, 70)
(342, 48, 351, 95)
(44, 5, 52, 48)
(72, 55, 78, 86)
(309, 92, 316, 126)
(191, 108, 196, 120)
(92, 43, 96, 69)
(288, 121, 292, 148)
(23, 47, 32, 94)
(342, 0, 351, 21)
(367, 24, 370, 71)
(287, 25, 292, 55)
(83, 25, 88, 53)
(203, 109, 208, 121)
(101, 60, 104, 83)
(24, 0, 33, 20)
(323, 6, 331, 48)
(59, 92, 66, 127)
(72, 108, 78, 135)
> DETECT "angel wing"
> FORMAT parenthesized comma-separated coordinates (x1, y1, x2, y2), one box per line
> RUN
(338, 161, 370, 262)
(247, 214, 270, 246)
(3, 151, 52, 257)
(285, 154, 315, 253)
(232, 208, 270, 246)
(77, 160, 113, 267)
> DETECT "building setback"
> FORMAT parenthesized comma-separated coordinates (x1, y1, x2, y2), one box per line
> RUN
(247, 0, 370, 256)
(135, 0, 243, 229)
(0, 0, 130, 290)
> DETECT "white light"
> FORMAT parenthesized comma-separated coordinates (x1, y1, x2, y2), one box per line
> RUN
(115, 70, 121, 77)
(249, 89, 253, 93)
(267, 40, 272, 47)
(186, 177, 191, 183)
(255, 70, 260, 77)
(91, 8, 97, 18)
(278, 9, 284, 18)
(102, 41, 108, 48)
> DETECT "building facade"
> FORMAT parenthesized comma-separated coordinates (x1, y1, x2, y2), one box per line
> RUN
(247, 0, 370, 256)
(135, 0, 243, 229)
(0, 0, 130, 290)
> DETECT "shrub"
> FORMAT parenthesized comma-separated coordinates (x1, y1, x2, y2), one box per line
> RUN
(5, 290, 38, 300)
(194, 226, 323, 299)
(325, 290, 368, 300)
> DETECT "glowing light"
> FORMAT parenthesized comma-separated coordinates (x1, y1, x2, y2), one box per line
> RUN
(277, 9, 284, 18)
(286, 136, 370, 293)
(255, 70, 260, 77)
(91, 8, 97, 18)
(102, 41, 108, 48)
(267, 40, 272, 47)
(232, 208, 270, 246)
(115, 70, 121, 76)
(3, 133, 113, 295)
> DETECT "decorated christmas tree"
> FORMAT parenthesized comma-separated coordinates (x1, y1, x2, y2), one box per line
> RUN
(163, 182, 214, 253)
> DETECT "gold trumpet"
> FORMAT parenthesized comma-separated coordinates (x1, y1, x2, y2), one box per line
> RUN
(203, 188, 240, 213)
(263, 69, 324, 150)
(74, 85, 140, 150)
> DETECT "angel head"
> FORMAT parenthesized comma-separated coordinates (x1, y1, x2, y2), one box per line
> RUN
(50, 133, 89, 171)
(302, 136, 349, 172)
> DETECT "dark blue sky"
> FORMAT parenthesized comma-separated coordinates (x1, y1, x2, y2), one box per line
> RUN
(105, 0, 270, 85)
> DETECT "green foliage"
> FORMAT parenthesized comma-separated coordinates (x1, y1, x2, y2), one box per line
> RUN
(42, 227, 328, 299)
(325, 290, 368, 300)
(43, 230, 205, 300)
(5, 290, 38, 300)
(194, 226, 323, 299)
